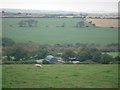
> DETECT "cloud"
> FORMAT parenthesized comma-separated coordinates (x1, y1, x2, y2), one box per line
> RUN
(0, 0, 118, 12)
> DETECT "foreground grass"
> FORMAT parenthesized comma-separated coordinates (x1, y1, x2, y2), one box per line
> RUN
(2, 64, 118, 88)
(0, 65, 2, 89)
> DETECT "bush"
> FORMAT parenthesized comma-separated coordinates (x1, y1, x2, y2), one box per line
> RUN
(92, 51, 102, 62)
(42, 60, 50, 64)
(2, 60, 36, 64)
(77, 47, 100, 61)
(100, 54, 113, 64)
(77, 51, 89, 61)
(62, 49, 76, 61)
(2, 37, 15, 46)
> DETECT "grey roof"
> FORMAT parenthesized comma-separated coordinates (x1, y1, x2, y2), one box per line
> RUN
(46, 55, 54, 60)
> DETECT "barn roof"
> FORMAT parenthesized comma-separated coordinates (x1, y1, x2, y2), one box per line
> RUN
(46, 55, 54, 60)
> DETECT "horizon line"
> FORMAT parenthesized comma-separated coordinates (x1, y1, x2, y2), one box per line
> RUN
(1, 8, 118, 13)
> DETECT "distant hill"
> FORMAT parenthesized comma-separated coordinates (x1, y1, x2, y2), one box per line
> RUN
(1, 8, 117, 18)
(1, 8, 79, 14)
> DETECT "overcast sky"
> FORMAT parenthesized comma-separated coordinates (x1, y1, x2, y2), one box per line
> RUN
(0, 0, 119, 12)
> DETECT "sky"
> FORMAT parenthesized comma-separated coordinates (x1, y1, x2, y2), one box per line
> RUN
(0, 0, 119, 12)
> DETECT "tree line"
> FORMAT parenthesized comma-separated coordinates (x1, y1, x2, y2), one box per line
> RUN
(18, 20, 38, 27)
(2, 37, 119, 64)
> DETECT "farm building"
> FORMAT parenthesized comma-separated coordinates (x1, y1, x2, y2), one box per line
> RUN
(36, 55, 58, 64)
(68, 57, 76, 61)
(45, 55, 58, 64)
(36, 59, 44, 64)
(57, 60, 65, 64)
(72, 61, 79, 64)
(68, 60, 79, 64)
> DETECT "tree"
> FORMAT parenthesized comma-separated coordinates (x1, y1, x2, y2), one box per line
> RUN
(3, 42, 41, 61)
(2, 11, 5, 14)
(114, 56, 120, 64)
(85, 47, 99, 59)
(77, 50, 89, 61)
(2, 37, 15, 46)
(18, 20, 25, 27)
(35, 48, 49, 59)
(100, 54, 113, 64)
(61, 23, 65, 27)
(28, 20, 33, 27)
(62, 49, 76, 61)
(18, 20, 38, 27)
(76, 21, 85, 28)
(92, 51, 102, 63)
(77, 47, 101, 62)
(114, 56, 120, 61)
(12, 48, 29, 61)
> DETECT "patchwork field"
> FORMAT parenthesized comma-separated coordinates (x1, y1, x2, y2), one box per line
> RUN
(2, 18, 118, 45)
(2, 64, 118, 88)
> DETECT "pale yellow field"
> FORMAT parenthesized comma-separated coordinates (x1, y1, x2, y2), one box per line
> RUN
(86, 19, 120, 28)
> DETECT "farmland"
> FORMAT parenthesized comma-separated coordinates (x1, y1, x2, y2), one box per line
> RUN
(2, 18, 118, 45)
(103, 52, 120, 58)
(0, 65, 2, 89)
(2, 64, 118, 88)
(2, 17, 119, 89)
(86, 19, 119, 28)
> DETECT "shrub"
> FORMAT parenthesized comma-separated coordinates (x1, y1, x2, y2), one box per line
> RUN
(2, 60, 36, 64)
(100, 54, 113, 64)
(2, 37, 15, 46)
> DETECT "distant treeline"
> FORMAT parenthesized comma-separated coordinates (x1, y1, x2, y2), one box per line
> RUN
(2, 37, 120, 64)
(18, 19, 38, 27)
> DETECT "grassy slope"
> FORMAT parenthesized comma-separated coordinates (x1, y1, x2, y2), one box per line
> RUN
(2, 64, 118, 88)
(2, 18, 118, 45)
(106, 52, 120, 57)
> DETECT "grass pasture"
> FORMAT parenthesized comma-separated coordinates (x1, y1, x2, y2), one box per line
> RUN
(2, 64, 118, 88)
(2, 18, 118, 45)
(0, 65, 2, 89)
(105, 52, 120, 58)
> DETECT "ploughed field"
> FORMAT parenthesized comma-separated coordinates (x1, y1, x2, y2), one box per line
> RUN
(86, 19, 120, 28)
(2, 64, 118, 88)
(2, 18, 118, 45)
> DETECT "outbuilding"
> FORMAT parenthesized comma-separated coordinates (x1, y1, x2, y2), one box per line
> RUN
(45, 55, 58, 64)
(36, 55, 58, 64)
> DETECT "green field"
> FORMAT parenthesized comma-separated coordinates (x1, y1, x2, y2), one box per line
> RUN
(0, 65, 2, 89)
(2, 18, 118, 45)
(2, 64, 118, 88)
(104, 52, 120, 58)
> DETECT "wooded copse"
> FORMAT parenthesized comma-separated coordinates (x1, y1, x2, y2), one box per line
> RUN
(2, 37, 119, 64)
(18, 20, 38, 27)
